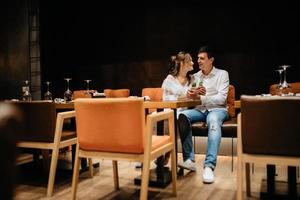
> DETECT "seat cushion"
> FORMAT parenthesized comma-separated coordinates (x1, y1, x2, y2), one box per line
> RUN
(192, 117, 237, 138)
(227, 85, 235, 118)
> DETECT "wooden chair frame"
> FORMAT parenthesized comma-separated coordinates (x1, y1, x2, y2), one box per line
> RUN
(17, 110, 76, 197)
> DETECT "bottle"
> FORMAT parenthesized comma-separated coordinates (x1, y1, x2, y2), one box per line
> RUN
(198, 79, 203, 87)
(22, 80, 32, 101)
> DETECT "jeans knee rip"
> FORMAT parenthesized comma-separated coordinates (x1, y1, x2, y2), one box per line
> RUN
(209, 122, 217, 132)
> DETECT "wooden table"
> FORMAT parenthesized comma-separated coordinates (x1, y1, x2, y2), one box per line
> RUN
(55, 102, 74, 110)
(55, 99, 201, 110)
(144, 99, 201, 110)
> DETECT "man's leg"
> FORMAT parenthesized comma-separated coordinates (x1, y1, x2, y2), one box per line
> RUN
(203, 109, 228, 183)
(204, 109, 228, 169)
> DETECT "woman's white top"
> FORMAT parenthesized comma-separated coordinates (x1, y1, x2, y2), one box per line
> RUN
(161, 74, 198, 117)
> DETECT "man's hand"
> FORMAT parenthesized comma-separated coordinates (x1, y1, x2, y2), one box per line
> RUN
(187, 86, 206, 100)
(195, 86, 206, 96)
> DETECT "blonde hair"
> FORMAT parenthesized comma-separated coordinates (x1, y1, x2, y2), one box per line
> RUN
(168, 51, 192, 84)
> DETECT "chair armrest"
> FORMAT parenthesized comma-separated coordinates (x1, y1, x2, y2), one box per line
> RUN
(144, 110, 175, 154)
(145, 109, 175, 141)
(146, 109, 174, 124)
(54, 111, 76, 143)
(57, 110, 76, 120)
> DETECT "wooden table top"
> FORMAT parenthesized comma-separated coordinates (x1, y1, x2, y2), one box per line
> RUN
(144, 99, 201, 109)
(55, 99, 202, 110)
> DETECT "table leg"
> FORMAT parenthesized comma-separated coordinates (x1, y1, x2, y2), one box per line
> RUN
(288, 166, 297, 197)
(267, 164, 276, 195)
(134, 108, 172, 188)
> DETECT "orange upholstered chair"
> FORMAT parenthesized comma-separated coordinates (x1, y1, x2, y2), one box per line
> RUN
(142, 87, 163, 101)
(142, 87, 163, 114)
(103, 89, 130, 98)
(71, 98, 177, 200)
(73, 90, 97, 99)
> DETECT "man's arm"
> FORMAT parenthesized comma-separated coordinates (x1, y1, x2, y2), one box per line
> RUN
(201, 71, 229, 106)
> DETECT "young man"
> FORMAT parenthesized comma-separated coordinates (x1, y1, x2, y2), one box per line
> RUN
(178, 45, 229, 183)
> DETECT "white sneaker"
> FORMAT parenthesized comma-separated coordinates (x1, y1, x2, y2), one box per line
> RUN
(202, 167, 214, 183)
(178, 159, 196, 171)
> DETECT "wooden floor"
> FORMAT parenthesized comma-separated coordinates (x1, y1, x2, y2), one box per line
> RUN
(14, 153, 299, 200)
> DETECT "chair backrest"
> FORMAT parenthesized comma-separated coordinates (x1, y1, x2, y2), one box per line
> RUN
(104, 89, 130, 98)
(227, 85, 236, 118)
(270, 82, 300, 95)
(73, 90, 97, 99)
(241, 95, 300, 156)
(9, 101, 56, 142)
(74, 98, 145, 153)
(142, 88, 163, 101)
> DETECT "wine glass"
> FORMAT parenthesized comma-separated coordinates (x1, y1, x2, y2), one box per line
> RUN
(22, 80, 32, 101)
(279, 65, 291, 88)
(64, 78, 73, 102)
(44, 81, 53, 100)
(278, 65, 292, 95)
(275, 69, 283, 95)
(84, 79, 92, 95)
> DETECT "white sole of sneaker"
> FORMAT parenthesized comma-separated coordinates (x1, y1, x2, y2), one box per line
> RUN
(202, 179, 214, 184)
(178, 164, 196, 171)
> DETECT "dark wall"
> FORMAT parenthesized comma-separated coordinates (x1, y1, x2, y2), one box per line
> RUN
(2, 2, 300, 99)
(40, 2, 300, 98)
(0, 1, 29, 100)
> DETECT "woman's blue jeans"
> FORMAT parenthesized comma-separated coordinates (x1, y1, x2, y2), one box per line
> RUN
(178, 108, 228, 169)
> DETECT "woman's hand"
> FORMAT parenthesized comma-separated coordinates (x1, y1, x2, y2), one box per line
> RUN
(187, 88, 199, 99)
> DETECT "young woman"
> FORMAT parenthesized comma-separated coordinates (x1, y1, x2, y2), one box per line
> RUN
(159, 51, 197, 166)
(162, 51, 197, 115)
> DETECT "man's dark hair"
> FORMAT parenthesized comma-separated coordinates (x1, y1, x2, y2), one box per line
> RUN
(198, 45, 214, 59)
